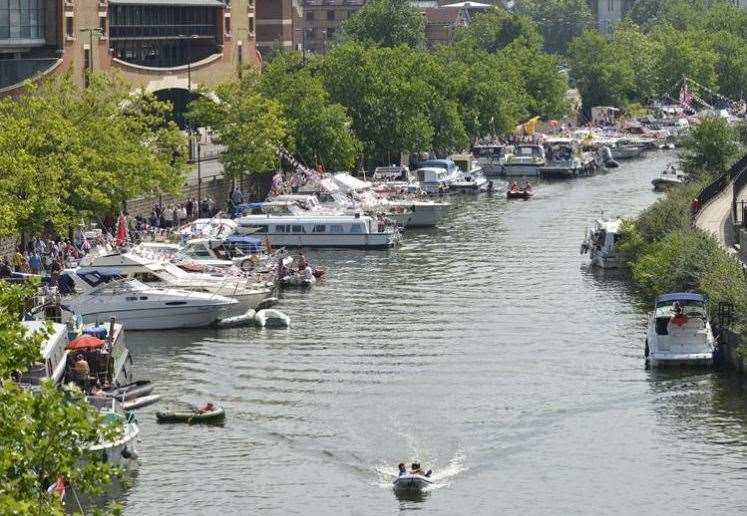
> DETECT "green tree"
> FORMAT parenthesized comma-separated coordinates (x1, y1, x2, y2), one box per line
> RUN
(0, 73, 187, 237)
(0, 282, 122, 515)
(189, 70, 288, 178)
(610, 22, 660, 100)
(454, 6, 542, 53)
(679, 114, 741, 178)
(568, 30, 635, 115)
(340, 0, 425, 48)
(514, 0, 594, 54)
(260, 53, 362, 171)
(650, 24, 718, 94)
(321, 42, 466, 162)
(707, 31, 747, 100)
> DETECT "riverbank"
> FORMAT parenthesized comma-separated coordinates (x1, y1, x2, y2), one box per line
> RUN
(617, 164, 747, 370)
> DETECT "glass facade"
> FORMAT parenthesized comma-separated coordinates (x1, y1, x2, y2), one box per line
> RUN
(0, 0, 46, 43)
(109, 5, 220, 67)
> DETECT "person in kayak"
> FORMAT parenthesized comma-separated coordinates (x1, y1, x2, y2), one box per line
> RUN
(409, 463, 432, 477)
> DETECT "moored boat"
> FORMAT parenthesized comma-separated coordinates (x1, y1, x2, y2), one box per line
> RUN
(645, 292, 715, 367)
(393, 474, 433, 492)
(580, 218, 627, 269)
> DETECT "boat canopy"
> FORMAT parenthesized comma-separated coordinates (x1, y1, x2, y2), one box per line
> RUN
(655, 292, 705, 304)
(74, 267, 125, 287)
(417, 159, 456, 171)
(224, 234, 262, 253)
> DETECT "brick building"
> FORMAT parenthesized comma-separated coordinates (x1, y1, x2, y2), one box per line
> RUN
(0, 0, 260, 121)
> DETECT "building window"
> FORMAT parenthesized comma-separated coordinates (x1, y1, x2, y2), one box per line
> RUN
(99, 15, 106, 33)
(0, 0, 46, 40)
(248, 15, 254, 33)
(66, 16, 74, 38)
(327, 9, 335, 20)
(306, 10, 313, 21)
(224, 16, 230, 34)
(326, 27, 335, 39)
(608, 0, 614, 11)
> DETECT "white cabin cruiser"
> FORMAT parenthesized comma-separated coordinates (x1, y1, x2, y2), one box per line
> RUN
(540, 139, 595, 178)
(383, 199, 450, 227)
(473, 143, 513, 177)
(235, 214, 399, 248)
(59, 267, 238, 330)
(581, 218, 627, 269)
(645, 292, 715, 367)
(81, 250, 272, 310)
(652, 164, 686, 191)
(88, 408, 140, 467)
(503, 144, 546, 176)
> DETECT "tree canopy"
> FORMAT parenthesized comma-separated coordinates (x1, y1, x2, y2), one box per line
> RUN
(0, 74, 187, 237)
(189, 71, 287, 178)
(340, 0, 425, 48)
(514, 0, 594, 54)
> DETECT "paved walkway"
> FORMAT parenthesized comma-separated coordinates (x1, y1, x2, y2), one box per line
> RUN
(695, 181, 735, 248)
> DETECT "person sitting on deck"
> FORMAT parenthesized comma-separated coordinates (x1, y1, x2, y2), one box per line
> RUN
(72, 354, 91, 390)
(670, 302, 689, 327)
(197, 403, 215, 413)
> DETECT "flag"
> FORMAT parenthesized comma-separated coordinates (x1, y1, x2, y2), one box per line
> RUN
(115, 212, 127, 247)
(47, 476, 65, 499)
(679, 83, 693, 108)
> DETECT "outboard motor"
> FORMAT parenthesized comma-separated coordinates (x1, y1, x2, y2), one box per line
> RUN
(599, 146, 619, 168)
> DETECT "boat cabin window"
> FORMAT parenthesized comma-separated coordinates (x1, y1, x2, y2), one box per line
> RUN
(329, 224, 344, 233)
(133, 272, 160, 283)
(350, 223, 364, 233)
(188, 245, 212, 257)
(313, 224, 326, 233)
(291, 225, 305, 233)
(275, 224, 289, 233)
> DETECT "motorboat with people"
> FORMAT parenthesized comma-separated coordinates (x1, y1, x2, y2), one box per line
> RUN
(280, 266, 316, 288)
(81, 248, 273, 310)
(540, 139, 596, 178)
(58, 267, 239, 330)
(506, 182, 534, 199)
(503, 144, 546, 176)
(645, 292, 715, 367)
(580, 218, 626, 269)
(393, 462, 433, 492)
(235, 214, 400, 249)
(652, 163, 687, 191)
(17, 319, 141, 467)
(413, 167, 451, 195)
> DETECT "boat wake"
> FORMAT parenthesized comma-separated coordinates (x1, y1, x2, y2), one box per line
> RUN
(374, 451, 467, 491)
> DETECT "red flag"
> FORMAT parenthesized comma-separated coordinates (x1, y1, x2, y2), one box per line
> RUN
(115, 212, 127, 247)
(47, 476, 65, 499)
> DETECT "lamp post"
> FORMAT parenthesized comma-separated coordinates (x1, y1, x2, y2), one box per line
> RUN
(178, 34, 200, 92)
(80, 27, 103, 87)
(294, 27, 312, 65)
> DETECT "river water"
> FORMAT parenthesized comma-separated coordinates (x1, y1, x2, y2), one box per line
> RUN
(120, 151, 747, 515)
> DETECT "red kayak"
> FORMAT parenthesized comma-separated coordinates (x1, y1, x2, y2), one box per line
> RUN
(507, 188, 533, 199)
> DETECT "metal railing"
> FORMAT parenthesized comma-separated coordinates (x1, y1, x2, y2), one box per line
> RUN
(731, 153, 747, 224)
(694, 174, 727, 216)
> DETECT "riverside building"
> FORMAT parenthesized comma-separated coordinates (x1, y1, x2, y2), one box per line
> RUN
(0, 0, 259, 123)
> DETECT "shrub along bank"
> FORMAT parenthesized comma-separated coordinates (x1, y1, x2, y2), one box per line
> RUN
(618, 181, 747, 336)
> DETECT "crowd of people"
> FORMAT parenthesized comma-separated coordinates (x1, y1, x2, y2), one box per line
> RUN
(0, 231, 104, 278)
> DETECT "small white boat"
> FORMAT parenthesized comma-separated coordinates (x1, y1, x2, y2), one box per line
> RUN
(89, 410, 140, 467)
(393, 474, 433, 492)
(280, 269, 316, 288)
(121, 394, 161, 411)
(645, 292, 715, 367)
(652, 164, 686, 191)
(580, 218, 627, 269)
(254, 309, 291, 328)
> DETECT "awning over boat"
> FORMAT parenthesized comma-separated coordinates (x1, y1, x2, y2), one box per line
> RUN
(224, 234, 262, 253)
(655, 292, 705, 304)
